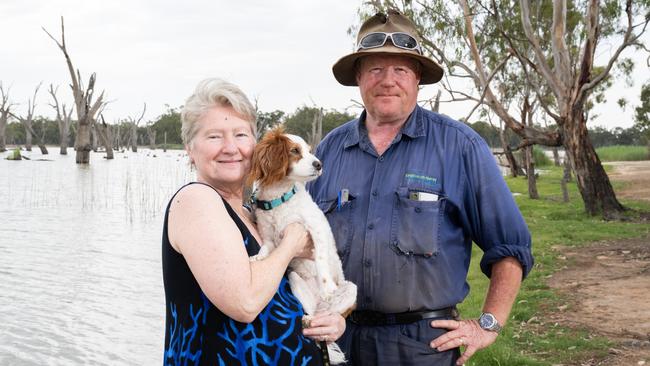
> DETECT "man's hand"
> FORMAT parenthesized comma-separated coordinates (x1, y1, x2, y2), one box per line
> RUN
(429, 319, 498, 365)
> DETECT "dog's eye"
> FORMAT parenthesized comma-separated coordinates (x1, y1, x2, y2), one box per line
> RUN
(290, 147, 300, 154)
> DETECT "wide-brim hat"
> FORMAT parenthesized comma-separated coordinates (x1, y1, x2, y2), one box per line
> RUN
(332, 10, 444, 86)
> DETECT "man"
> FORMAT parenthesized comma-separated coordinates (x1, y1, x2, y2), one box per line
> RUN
(308, 10, 533, 366)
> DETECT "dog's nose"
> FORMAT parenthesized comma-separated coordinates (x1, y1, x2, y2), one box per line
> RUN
(312, 160, 322, 171)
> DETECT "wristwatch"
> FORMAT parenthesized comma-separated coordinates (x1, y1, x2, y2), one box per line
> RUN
(478, 312, 502, 333)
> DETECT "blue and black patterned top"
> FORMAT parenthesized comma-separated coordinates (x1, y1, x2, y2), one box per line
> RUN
(162, 182, 322, 366)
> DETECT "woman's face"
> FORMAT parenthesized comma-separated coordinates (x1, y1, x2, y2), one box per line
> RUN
(187, 105, 255, 190)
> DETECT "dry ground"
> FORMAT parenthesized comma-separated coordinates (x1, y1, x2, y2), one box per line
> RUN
(546, 161, 650, 366)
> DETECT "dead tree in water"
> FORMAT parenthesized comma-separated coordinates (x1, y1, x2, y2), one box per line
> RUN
(10, 83, 49, 154)
(48, 84, 74, 155)
(127, 103, 146, 152)
(43, 17, 104, 164)
(308, 107, 323, 147)
(0, 83, 16, 152)
(95, 114, 114, 159)
(146, 123, 156, 150)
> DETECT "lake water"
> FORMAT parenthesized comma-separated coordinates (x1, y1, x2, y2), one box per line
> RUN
(0, 148, 193, 365)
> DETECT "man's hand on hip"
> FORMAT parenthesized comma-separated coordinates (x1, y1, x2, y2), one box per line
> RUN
(429, 319, 498, 365)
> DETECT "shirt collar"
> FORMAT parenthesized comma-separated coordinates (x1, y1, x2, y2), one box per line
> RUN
(343, 106, 425, 149)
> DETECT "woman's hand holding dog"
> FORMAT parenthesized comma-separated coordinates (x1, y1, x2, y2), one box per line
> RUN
(302, 312, 346, 342)
(281, 223, 315, 259)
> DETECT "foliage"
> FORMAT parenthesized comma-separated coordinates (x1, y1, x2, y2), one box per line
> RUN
(634, 81, 650, 153)
(6, 148, 21, 160)
(150, 106, 182, 145)
(257, 110, 285, 138)
(596, 145, 649, 161)
(532, 147, 552, 166)
(460, 166, 649, 365)
(283, 106, 355, 143)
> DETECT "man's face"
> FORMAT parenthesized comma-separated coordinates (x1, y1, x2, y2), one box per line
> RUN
(356, 54, 421, 124)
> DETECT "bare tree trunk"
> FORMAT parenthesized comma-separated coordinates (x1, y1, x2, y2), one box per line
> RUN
(130, 124, 138, 152)
(561, 160, 571, 202)
(309, 108, 323, 147)
(163, 131, 167, 152)
(91, 125, 99, 152)
(25, 123, 33, 151)
(147, 127, 156, 150)
(0, 121, 6, 152)
(563, 113, 624, 218)
(0, 84, 13, 152)
(524, 98, 538, 198)
(552, 147, 561, 166)
(524, 145, 539, 199)
(75, 122, 92, 163)
(499, 128, 522, 177)
(96, 118, 114, 159)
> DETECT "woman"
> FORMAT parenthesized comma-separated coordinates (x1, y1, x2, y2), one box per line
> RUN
(162, 78, 345, 365)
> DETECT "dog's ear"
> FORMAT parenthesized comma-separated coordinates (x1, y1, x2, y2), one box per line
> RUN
(247, 128, 291, 188)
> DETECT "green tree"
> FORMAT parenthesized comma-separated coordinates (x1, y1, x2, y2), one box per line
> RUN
(359, 0, 650, 218)
(634, 81, 650, 157)
(6, 121, 25, 145)
(283, 106, 355, 143)
(151, 106, 182, 145)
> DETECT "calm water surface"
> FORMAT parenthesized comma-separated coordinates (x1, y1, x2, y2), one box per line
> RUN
(0, 148, 193, 365)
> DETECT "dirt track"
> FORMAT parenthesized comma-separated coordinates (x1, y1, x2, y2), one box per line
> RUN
(546, 161, 650, 365)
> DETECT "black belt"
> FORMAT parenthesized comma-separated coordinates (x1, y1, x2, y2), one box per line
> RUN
(349, 307, 458, 326)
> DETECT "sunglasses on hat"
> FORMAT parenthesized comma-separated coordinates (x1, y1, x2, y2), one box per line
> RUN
(356, 32, 423, 55)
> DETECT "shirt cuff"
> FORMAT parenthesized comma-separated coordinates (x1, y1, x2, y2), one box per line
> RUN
(480, 244, 534, 279)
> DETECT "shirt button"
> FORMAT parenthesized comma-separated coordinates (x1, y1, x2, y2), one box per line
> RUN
(414, 207, 421, 213)
(368, 223, 374, 230)
(364, 259, 372, 267)
(372, 191, 378, 197)
(378, 156, 384, 162)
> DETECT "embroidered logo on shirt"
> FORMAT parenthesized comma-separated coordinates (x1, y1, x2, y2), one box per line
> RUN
(404, 173, 440, 190)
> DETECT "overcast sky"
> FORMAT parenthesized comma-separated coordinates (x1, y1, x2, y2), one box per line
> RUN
(1, 0, 648, 129)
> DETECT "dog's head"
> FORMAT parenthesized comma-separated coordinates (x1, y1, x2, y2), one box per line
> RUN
(247, 127, 322, 188)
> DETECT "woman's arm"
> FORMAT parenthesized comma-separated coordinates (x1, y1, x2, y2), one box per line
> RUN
(168, 184, 309, 323)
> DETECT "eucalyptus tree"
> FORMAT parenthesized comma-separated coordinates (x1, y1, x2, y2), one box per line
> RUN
(634, 81, 650, 157)
(47, 84, 74, 155)
(0, 83, 16, 152)
(43, 17, 105, 164)
(359, 0, 649, 218)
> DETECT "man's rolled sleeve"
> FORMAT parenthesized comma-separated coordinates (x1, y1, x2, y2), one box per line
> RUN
(480, 244, 534, 279)
(461, 136, 534, 279)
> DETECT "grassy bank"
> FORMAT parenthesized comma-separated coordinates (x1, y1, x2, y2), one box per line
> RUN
(596, 145, 649, 161)
(461, 166, 650, 365)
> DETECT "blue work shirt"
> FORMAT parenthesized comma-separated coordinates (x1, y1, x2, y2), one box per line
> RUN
(308, 106, 533, 313)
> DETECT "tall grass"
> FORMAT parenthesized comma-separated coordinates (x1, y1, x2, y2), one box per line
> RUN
(461, 166, 650, 365)
(596, 145, 648, 161)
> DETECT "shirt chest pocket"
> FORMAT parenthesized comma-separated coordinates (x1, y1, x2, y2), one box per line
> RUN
(390, 186, 444, 258)
(317, 194, 356, 265)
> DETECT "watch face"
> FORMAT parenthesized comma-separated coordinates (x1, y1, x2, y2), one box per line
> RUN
(480, 313, 496, 329)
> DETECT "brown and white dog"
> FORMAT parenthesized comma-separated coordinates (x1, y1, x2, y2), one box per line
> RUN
(247, 128, 356, 364)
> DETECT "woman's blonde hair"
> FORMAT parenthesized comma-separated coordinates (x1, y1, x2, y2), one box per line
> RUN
(181, 78, 257, 146)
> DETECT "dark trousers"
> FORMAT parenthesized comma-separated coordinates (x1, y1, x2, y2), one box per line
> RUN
(337, 318, 460, 366)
